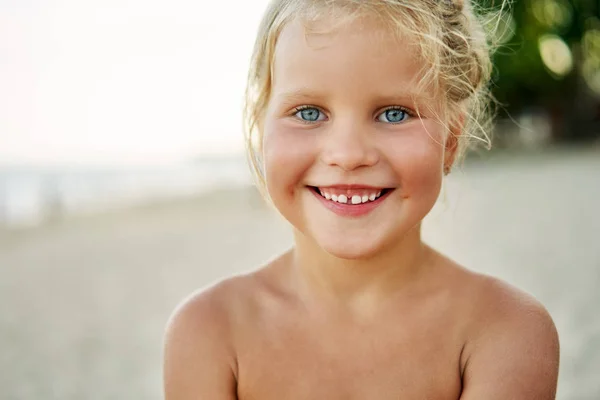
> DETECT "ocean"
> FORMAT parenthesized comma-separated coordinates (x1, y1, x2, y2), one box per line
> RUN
(0, 156, 252, 228)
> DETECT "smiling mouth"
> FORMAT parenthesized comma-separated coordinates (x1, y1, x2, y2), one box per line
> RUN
(308, 186, 394, 205)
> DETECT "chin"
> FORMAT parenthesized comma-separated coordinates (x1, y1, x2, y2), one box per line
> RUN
(313, 231, 391, 260)
(324, 246, 379, 261)
(307, 214, 425, 261)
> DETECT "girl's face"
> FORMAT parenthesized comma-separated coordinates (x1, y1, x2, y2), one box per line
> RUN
(263, 16, 456, 260)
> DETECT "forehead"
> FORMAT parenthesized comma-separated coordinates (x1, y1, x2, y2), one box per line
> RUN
(271, 15, 433, 102)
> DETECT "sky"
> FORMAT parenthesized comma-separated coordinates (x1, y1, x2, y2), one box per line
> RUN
(0, 0, 268, 166)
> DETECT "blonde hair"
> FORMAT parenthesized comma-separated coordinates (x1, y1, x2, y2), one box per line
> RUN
(244, 0, 503, 192)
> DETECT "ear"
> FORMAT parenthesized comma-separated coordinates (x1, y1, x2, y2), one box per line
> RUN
(443, 113, 464, 174)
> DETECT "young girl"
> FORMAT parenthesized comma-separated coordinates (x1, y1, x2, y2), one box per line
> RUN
(164, 0, 560, 398)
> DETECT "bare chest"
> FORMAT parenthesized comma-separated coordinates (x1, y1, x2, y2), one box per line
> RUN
(235, 314, 464, 400)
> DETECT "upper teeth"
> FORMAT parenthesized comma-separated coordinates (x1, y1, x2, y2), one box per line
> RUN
(319, 189, 383, 204)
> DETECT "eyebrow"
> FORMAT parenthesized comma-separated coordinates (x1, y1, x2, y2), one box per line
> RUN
(372, 91, 434, 106)
(274, 89, 330, 105)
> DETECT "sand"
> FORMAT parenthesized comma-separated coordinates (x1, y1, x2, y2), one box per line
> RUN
(1, 147, 599, 399)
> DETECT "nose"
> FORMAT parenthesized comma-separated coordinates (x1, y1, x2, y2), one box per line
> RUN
(319, 119, 379, 171)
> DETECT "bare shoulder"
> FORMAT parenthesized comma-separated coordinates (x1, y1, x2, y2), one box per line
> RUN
(456, 270, 560, 399)
(163, 272, 265, 399)
(162, 251, 291, 400)
(463, 272, 559, 348)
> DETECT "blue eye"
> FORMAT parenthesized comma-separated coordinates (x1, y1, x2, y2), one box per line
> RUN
(295, 107, 324, 122)
(378, 108, 410, 123)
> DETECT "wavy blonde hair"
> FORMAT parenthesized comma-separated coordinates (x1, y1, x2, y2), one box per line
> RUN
(243, 0, 503, 192)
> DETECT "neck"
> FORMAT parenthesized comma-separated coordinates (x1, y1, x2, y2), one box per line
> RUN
(290, 224, 432, 313)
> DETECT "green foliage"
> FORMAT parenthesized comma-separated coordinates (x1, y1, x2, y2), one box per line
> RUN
(477, 0, 600, 139)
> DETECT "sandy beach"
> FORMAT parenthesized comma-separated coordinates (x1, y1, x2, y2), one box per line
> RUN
(1, 147, 599, 399)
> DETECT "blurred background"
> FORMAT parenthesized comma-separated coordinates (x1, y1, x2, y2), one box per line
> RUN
(0, 0, 598, 399)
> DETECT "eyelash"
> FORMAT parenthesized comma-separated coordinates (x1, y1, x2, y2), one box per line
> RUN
(291, 105, 415, 124)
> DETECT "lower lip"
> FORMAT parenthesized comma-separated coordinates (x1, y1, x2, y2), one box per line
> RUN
(309, 188, 392, 217)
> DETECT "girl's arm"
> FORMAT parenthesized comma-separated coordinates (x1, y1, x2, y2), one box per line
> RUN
(163, 291, 238, 400)
(459, 287, 560, 399)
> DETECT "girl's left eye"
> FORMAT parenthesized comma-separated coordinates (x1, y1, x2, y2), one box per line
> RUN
(377, 108, 410, 123)
(294, 107, 326, 122)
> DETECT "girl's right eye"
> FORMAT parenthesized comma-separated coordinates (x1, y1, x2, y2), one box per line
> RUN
(293, 107, 326, 122)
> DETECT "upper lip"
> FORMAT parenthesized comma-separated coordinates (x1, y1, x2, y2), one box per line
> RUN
(310, 184, 392, 190)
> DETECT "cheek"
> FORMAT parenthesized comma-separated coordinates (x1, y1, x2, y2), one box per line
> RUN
(385, 130, 445, 196)
(262, 120, 318, 195)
